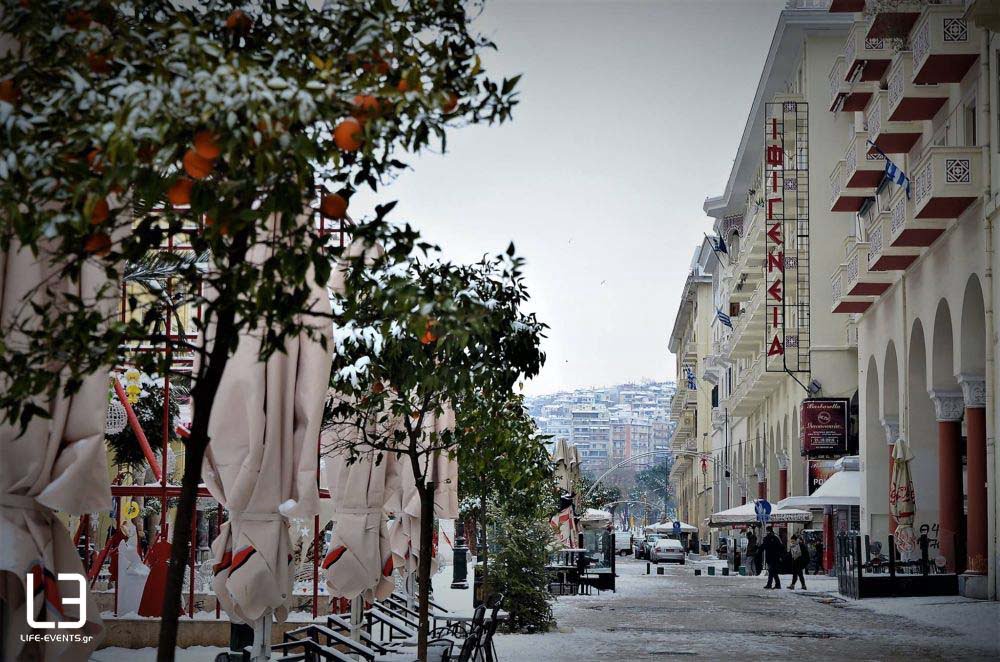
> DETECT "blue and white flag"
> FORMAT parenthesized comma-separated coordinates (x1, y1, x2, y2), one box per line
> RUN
(867, 140, 911, 199)
(716, 308, 733, 329)
(684, 367, 697, 390)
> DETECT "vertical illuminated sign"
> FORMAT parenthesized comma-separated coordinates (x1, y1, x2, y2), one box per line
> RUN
(763, 101, 810, 373)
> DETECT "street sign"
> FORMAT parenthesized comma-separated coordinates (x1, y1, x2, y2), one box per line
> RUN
(755, 499, 772, 524)
(673, 521, 682, 535)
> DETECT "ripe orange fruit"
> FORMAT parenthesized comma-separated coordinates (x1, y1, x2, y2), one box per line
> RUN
(84, 232, 111, 256)
(420, 319, 438, 345)
(225, 9, 251, 34)
(396, 79, 411, 93)
(351, 94, 380, 120)
(204, 215, 230, 236)
(90, 197, 109, 224)
(193, 130, 221, 160)
(442, 93, 459, 113)
(372, 382, 385, 394)
(86, 148, 104, 173)
(320, 193, 348, 219)
(166, 178, 193, 207)
(183, 149, 213, 179)
(0, 79, 18, 104)
(333, 118, 363, 152)
(87, 52, 111, 75)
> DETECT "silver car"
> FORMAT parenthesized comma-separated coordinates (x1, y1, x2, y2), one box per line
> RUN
(650, 537, 686, 564)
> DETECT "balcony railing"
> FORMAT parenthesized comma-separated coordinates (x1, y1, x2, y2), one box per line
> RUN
(844, 239, 893, 297)
(830, 158, 874, 213)
(912, 145, 985, 219)
(844, 20, 891, 83)
(911, 7, 980, 85)
(865, 1, 924, 41)
(867, 90, 922, 154)
(845, 130, 885, 188)
(886, 51, 947, 122)
(829, 55, 875, 113)
(865, 198, 922, 272)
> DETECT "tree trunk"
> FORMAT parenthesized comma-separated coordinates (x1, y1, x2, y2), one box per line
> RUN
(416, 480, 435, 662)
(479, 484, 489, 596)
(156, 315, 235, 661)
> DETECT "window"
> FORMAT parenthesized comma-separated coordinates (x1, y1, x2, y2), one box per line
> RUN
(964, 100, 977, 147)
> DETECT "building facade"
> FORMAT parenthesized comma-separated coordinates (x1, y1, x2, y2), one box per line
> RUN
(667, 0, 999, 601)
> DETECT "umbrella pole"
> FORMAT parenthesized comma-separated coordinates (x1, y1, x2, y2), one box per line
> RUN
(249, 611, 272, 661)
(349, 595, 363, 645)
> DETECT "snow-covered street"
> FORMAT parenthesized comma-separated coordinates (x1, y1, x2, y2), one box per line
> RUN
(494, 557, 1000, 660)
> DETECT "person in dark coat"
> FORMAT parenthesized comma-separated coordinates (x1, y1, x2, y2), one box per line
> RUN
(788, 534, 810, 589)
(812, 541, 825, 574)
(762, 526, 785, 589)
(745, 530, 758, 575)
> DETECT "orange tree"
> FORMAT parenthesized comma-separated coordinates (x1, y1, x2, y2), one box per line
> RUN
(326, 223, 545, 660)
(0, 1, 518, 658)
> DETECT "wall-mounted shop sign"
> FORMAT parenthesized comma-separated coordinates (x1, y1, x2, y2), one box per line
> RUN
(763, 100, 811, 373)
(808, 459, 839, 494)
(800, 397, 849, 457)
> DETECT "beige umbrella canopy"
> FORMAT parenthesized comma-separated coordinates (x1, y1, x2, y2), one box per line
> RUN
(321, 440, 397, 602)
(889, 437, 917, 559)
(201, 235, 333, 624)
(1, 239, 117, 661)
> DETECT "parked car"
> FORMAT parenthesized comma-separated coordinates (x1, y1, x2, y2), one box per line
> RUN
(650, 538, 686, 565)
(635, 534, 663, 560)
(614, 531, 633, 556)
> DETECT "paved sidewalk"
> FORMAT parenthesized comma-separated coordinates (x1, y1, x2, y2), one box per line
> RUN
(494, 556, 1000, 660)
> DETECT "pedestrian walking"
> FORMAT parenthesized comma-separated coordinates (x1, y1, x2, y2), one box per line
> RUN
(788, 534, 809, 590)
(745, 530, 758, 575)
(762, 526, 784, 589)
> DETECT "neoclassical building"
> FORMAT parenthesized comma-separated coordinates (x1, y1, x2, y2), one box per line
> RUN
(825, 0, 998, 600)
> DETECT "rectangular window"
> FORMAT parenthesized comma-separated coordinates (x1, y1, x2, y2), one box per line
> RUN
(965, 100, 977, 147)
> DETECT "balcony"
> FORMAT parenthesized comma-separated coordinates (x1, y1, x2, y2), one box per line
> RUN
(911, 7, 980, 85)
(827, 0, 864, 12)
(843, 238, 894, 298)
(830, 159, 874, 213)
(886, 52, 947, 121)
(844, 21, 891, 83)
(831, 261, 872, 314)
(911, 145, 985, 219)
(864, 197, 923, 273)
(844, 130, 885, 189)
(865, 1, 922, 41)
(829, 56, 875, 112)
(867, 90, 921, 154)
(728, 283, 764, 359)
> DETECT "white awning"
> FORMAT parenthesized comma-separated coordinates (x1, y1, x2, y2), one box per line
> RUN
(777, 468, 860, 509)
(579, 508, 612, 529)
(708, 500, 813, 527)
(644, 520, 698, 534)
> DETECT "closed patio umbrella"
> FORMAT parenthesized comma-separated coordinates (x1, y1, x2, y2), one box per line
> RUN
(202, 252, 332, 625)
(1, 239, 116, 661)
(889, 437, 917, 560)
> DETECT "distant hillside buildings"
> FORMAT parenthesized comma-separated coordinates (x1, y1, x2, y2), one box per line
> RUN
(527, 381, 677, 476)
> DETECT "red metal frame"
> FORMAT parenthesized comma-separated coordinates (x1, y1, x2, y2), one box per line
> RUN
(81, 202, 347, 621)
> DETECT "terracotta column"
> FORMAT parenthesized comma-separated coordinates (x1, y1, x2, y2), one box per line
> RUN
(755, 464, 766, 500)
(822, 505, 834, 573)
(930, 391, 965, 573)
(959, 375, 987, 575)
(776, 452, 788, 500)
(882, 417, 900, 533)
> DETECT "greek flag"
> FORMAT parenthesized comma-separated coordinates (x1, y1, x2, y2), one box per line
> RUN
(885, 159, 911, 199)
(717, 308, 733, 329)
(684, 367, 697, 390)
(868, 140, 911, 199)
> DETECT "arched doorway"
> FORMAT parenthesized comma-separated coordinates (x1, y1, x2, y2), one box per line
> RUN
(863, 355, 887, 540)
(907, 320, 940, 557)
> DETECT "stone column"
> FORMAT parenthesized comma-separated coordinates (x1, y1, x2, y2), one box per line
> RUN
(930, 390, 965, 573)
(777, 453, 789, 501)
(959, 375, 987, 575)
(822, 505, 834, 573)
(881, 417, 900, 533)
(755, 464, 766, 500)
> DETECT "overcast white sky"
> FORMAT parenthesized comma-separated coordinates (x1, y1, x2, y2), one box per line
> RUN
(356, 0, 786, 395)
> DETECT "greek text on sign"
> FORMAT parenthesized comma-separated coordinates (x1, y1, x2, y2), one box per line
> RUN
(763, 100, 810, 373)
